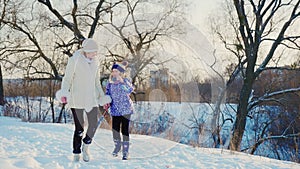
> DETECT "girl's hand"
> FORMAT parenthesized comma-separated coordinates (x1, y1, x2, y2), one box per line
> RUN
(117, 75, 124, 83)
(103, 103, 110, 111)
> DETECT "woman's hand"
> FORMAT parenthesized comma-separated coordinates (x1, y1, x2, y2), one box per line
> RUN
(61, 96, 67, 104)
(103, 103, 110, 111)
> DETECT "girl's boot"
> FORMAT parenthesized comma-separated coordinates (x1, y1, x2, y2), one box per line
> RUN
(122, 141, 129, 160)
(112, 139, 122, 157)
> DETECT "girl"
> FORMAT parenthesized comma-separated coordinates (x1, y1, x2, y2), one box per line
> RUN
(56, 38, 111, 162)
(105, 61, 134, 160)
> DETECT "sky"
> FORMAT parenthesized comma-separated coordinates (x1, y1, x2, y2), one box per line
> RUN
(187, 0, 221, 30)
(1, 116, 299, 169)
(186, 0, 299, 66)
(185, 0, 226, 36)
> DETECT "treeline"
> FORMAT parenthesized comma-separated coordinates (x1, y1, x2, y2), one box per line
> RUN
(227, 68, 300, 108)
(3, 69, 300, 106)
(3, 79, 61, 98)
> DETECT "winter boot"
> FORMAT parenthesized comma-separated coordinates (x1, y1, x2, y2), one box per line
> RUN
(112, 139, 122, 157)
(73, 154, 80, 162)
(122, 141, 129, 160)
(82, 143, 90, 162)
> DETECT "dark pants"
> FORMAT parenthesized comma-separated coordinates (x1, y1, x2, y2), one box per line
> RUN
(112, 114, 131, 142)
(71, 107, 99, 154)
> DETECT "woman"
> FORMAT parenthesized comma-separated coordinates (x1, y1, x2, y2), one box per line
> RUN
(56, 38, 111, 162)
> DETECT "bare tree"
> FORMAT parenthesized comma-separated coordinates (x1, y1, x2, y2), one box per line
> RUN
(215, 0, 300, 151)
(1, 0, 185, 85)
(230, 0, 300, 151)
(100, 0, 185, 87)
(0, 0, 9, 106)
(0, 0, 186, 124)
(0, 65, 4, 105)
(0, 0, 125, 121)
(209, 0, 300, 153)
(0, 0, 123, 79)
(0, 0, 61, 80)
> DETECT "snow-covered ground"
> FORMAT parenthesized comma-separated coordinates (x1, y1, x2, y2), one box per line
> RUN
(0, 116, 299, 169)
(3, 98, 298, 163)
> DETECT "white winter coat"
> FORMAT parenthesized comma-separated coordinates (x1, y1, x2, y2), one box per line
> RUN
(56, 50, 111, 112)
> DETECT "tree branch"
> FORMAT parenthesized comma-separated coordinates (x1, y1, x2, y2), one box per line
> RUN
(248, 87, 300, 110)
(233, 0, 254, 53)
(255, 1, 300, 77)
(88, 0, 106, 38)
(37, 0, 84, 39)
(0, 18, 60, 79)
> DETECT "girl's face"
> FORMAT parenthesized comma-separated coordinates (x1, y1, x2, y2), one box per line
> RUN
(112, 69, 121, 77)
(84, 51, 97, 59)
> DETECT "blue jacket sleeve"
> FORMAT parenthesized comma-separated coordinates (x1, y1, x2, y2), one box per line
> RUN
(122, 78, 134, 94)
(106, 83, 111, 95)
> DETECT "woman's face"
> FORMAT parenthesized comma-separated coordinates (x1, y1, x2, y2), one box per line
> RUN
(84, 51, 97, 59)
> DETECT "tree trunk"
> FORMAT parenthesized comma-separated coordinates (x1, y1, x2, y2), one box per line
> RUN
(51, 101, 55, 123)
(230, 69, 255, 151)
(0, 65, 4, 106)
(57, 104, 65, 123)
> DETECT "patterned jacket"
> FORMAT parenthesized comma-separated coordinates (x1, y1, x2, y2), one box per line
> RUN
(106, 78, 134, 116)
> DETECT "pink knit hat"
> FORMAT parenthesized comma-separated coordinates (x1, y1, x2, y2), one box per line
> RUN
(82, 38, 98, 52)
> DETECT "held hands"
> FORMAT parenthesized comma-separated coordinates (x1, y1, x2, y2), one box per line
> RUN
(103, 103, 110, 111)
(61, 96, 67, 104)
(55, 89, 70, 104)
